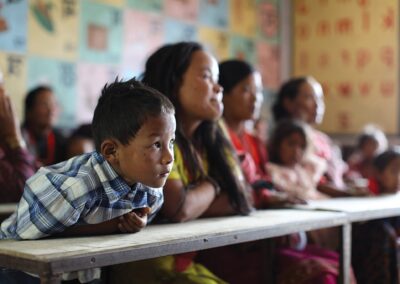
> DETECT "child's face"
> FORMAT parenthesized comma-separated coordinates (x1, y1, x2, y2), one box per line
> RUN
(377, 157, 400, 194)
(178, 50, 223, 122)
(110, 112, 176, 188)
(223, 72, 263, 122)
(279, 132, 306, 167)
(361, 139, 378, 160)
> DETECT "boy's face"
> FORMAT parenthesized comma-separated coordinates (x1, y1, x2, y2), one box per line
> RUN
(106, 112, 176, 188)
(378, 157, 400, 194)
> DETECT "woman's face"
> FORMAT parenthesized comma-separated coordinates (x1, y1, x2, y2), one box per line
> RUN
(28, 90, 58, 129)
(285, 81, 325, 125)
(279, 131, 306, 167)
(178, 50, 223, 122)
(223, 72, 263, 122)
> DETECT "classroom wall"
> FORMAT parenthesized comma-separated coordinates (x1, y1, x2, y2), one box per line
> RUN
(292, 0, 399, 135)
(0, 0, 281, 130)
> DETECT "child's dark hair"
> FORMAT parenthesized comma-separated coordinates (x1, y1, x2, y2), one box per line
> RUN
(142, 41, 251, 215)
(24, 85, 53, 125)
(373, 149, 400, 173)
(92, 78, 174, 152)
(272, 77, 307, 122)
(268, 119, 307, 164)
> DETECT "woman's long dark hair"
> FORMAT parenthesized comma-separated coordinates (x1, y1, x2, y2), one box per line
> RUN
(142, 42, 251, 215)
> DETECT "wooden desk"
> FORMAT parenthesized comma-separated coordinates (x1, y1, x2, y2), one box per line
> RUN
(0, 209, 348, 284)
(302, 193, 400, 222)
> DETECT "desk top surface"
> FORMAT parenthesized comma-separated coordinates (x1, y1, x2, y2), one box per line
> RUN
(297, 193, 400, 221)
(0, 209, 346, 275)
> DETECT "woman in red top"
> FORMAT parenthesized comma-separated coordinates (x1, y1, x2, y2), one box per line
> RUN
(197, 60, 355, 284)
(22, 86, 66, 166)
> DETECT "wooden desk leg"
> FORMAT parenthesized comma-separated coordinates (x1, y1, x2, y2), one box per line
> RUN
(339, 223, 351, 284)
(40, 273, 62, 284)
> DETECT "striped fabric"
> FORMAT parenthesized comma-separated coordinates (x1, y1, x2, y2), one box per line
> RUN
(0, 151, 163, 240)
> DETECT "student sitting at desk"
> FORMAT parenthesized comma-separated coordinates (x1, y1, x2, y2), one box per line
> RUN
(352, 149, 400, 284)
(110, 42, 252, 284)
(0, 76, 37, 203)
(0, 78, 175, 283)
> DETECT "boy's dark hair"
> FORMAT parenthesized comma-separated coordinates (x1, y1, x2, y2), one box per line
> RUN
(219, 59, 255, 94)
(24, 85, 53, 125)
(142, 41, 251, 215)
(272, 77, 307, 122)
(268, 119, 307, 164)
(92, 78, 174, 152)
(373, 149, 400, 172)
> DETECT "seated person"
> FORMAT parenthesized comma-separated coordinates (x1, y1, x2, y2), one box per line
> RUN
(66, 123, 94, 158)
(347, 124, 388, 180)
(21, 85, 67, 166)
(352, 149, 400, 284)
(0, 78, 175, 283)
(0, 77, 36, 203)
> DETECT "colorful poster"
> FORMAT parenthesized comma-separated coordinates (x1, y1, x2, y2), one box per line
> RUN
(165, 19, 197, 44)
(229, 35, 256, 64)
(126, 0, 162, 12)
(28, 0, 79, 60)
(256, 41, 280, 89)
(199, 0, 228, 29)
(0, 53, 27, 119)
(27, 56, 76, 128)
(198, 27, 228, 60)
(0, 0, 28, 53)
(122, 10, 164, 78)
(76, 63, 118, 124)
(165, 0, 199, 23)
(293, 0, 399, 134)
(79, 0, 123, 64)
(256, 0, 279, 42)
(229, 0, 256, 37)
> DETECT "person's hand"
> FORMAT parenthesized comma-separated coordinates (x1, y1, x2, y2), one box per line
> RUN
(0, 86, 23, 146)
(347, 186, 371, 197)
(117, 207, 151, 233)
(265, 191, 306, 208)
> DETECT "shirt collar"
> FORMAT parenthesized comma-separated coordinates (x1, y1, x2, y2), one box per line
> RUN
(92, 151, 139, 203)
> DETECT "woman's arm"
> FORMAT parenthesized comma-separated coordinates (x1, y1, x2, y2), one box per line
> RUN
(161, 179, 217, 222)
(201, 192, 236, 217)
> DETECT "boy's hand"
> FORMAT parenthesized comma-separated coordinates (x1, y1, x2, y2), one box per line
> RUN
(117, 207, 151, 233)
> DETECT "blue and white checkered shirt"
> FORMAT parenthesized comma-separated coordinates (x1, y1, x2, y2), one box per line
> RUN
(0, 151, 164, 240)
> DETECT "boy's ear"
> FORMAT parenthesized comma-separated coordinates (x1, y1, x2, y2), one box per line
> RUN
(100, 139, 119, 164)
